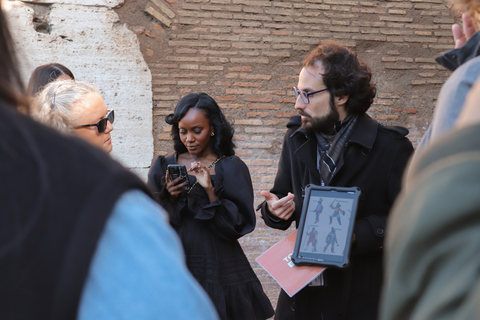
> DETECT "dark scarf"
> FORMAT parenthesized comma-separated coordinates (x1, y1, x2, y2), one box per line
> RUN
(316, 114, 358, 185)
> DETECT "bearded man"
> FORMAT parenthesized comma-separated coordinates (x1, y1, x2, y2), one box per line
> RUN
(259, 41, 414, 320)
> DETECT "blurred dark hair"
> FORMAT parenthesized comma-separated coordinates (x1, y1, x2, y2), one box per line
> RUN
(0, 7, 28, 110)
(165, 93, 235, 157)
(27, 63, 75, 97)
(303, 40, 376, 115)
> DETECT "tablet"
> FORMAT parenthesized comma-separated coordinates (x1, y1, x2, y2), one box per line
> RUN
(292, 185, 361, 268)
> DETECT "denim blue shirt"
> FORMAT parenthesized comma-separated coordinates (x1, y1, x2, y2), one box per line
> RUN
(416, 31, 480, 153)
(78, 190, 219, 320)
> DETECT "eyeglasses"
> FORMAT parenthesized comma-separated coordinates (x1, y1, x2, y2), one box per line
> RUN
(74, 109, 114, 133)
(293, 86, 329, 104)
(51, 93, 56, 109)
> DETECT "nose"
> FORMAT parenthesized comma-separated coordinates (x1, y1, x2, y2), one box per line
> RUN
(105, 120, 114, 133)
(185, 132, 194, 142)
(295, 95, 306, 111)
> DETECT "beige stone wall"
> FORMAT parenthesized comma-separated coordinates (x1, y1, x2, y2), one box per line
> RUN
(5, 0, 153, 179)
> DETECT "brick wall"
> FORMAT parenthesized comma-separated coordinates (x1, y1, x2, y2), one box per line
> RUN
(118, 0, 457, 308)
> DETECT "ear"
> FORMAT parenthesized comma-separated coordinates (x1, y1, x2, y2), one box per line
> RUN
(334, 95, 349, 107)
(334, 95, 349, 120)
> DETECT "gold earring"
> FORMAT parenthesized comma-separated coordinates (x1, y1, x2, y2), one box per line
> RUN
(210, 132, 214, 136)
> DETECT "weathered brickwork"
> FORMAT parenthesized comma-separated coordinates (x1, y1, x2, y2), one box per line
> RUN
(120, 0, 457, 308)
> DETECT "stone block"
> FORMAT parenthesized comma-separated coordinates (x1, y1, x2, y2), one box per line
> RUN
(6, 1, 153, 179)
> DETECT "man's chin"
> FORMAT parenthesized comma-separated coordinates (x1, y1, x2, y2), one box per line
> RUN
(301, 119, 313, 131)
(304, 121, 336, 135)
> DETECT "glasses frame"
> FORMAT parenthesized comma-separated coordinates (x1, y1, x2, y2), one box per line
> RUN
(74, 109, 114, 133)
(51, 93, 56, 109)
(293, 86, 329, 104)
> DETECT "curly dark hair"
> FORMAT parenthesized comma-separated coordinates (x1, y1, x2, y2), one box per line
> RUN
(302, 40, 376, 115)
(165, 93, 235, 157)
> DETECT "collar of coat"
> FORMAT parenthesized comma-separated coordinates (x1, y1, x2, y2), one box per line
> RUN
(285, 114, 377, 183)
(287, 114, 378, 151)
(285, 114, 409, 185)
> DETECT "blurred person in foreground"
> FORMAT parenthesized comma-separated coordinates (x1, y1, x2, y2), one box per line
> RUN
(32, 80, 114, 153)
(0, 5, 218, 320)
(381, 76, 480, 320)
(258, 41, 414, 320)
(414, 0, 480, 154)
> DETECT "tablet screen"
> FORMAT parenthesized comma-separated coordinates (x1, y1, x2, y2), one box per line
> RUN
(292, 185, 361, 268)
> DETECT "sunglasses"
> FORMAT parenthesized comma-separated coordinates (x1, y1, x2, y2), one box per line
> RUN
(74, 109, 114, 133)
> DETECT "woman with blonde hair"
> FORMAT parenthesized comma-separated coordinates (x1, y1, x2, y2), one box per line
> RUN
(33, 80, 114, 153)
(0, 4, 218, 319)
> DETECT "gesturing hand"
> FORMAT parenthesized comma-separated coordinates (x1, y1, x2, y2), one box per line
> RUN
(189, 161, 213, 190)
(260, 191, 295, 221)
(452, 14, 477, 48)
(189, 161, 217, 203)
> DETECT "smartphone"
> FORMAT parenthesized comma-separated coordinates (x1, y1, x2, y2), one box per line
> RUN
(167, 164, 190, 191)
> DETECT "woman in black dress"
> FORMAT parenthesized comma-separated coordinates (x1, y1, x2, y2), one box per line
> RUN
(147, 93, 274, 320)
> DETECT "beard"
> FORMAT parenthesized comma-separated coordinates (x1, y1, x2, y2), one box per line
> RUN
(301, 100, 340, 134)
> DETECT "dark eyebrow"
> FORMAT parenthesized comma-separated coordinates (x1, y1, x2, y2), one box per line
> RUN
(179, 125, 204, 130)
(300, 87, 314, 93)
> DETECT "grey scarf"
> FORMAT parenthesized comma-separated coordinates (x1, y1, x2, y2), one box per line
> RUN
(316, 114, 358, 185)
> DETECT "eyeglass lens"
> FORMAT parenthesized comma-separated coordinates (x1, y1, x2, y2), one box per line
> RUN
(97, 119, 108, 133)
(93, 110, 114, 133)
(97, 110, 114, 133)
(293, 87, 309, 104)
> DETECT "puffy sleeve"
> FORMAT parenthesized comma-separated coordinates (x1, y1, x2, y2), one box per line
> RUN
(194, 156, 256, 241)
(147, 155, 168, 202)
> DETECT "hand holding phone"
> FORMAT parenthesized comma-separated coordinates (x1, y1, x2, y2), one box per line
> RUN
(167, 164, 190, 191)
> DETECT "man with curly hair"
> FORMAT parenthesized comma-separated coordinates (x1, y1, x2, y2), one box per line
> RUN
(259, 41, 414, 320)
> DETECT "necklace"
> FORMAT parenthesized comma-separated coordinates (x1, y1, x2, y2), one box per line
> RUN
(187, 156, 225, 194)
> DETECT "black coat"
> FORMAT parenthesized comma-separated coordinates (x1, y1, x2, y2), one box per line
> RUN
(260, 115, 413, 320)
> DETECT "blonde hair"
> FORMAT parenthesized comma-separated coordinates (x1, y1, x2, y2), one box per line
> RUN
(448, 0, 480, 16)
(32, 80, 98, 133)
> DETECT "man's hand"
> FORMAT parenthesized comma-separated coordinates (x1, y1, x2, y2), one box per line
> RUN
(452, 14, 477, 48)
(260, 191, 295, 220)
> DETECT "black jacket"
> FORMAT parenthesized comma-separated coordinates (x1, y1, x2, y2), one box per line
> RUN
(260, 114, 413, 320)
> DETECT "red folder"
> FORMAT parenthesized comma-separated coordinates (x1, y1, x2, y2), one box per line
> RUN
(256, 230, 326, 297)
